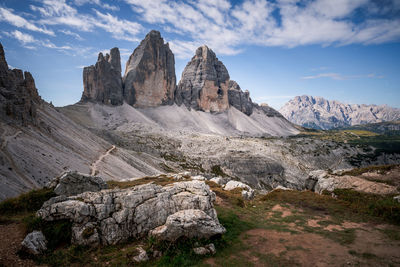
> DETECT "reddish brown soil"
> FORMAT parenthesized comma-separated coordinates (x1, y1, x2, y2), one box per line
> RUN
(0, 222, 37, 266)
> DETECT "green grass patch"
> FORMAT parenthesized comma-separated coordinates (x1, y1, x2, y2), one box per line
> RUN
(333, 189, 400, 225)
(340, 164, 398, 176)
(0, 188, 55, 215)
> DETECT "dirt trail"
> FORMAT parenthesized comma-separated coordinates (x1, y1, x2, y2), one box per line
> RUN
(0, 223, 36, 266)
(90, 145, 116, 176)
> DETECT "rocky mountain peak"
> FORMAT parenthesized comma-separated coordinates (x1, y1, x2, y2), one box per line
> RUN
(175, 45, 230, 113)
(280, 95, 400, 129)
(81, 48, 123, 105)
(0, 43, 41, 125)
(227, 80, 253, 115)
(123, 30, 176, 107)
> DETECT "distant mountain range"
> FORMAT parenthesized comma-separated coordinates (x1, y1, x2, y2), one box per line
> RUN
(279, 95, 400, 130)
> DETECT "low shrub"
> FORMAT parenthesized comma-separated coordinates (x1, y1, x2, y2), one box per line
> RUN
(0, 188, 55, 215)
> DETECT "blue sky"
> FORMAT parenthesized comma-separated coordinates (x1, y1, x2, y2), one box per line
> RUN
(1, 0, 400, 109)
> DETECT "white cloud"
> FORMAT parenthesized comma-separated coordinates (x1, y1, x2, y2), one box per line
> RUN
(0, 7, 54, 35)
(92, 9, 142, 42)
(125, 0, 400, 58)
(30, 0, 141, 42)
(73, 0, 119, 11)
(5, 30, 73, 51)
(59, 29, 83, 40)
(301, 72, 384, 80)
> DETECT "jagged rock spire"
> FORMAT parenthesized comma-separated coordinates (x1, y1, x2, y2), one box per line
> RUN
(0, 43, 41, 125)
(175, 45, 230, 113)
(123, 30, 176, 107)
(81, 47, 123, 105)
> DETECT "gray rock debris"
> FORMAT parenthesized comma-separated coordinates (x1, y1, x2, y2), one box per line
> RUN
(150, 209, 226, 241)
(132, 246, 149, 262)
(193, 243, 216, 255)
(50, 171, 108, 197)
(37, 181, 224, 246)
(210, 177, 229, 186)
(224, 180, 255, 200)
(21, 231, 47, 255)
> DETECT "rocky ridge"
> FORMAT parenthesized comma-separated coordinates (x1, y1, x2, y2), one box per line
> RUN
(81, 47, 123, 105)
(80, 30, 286, 121)
(0, 43, 41, 125)
(280, 95, 400, 130)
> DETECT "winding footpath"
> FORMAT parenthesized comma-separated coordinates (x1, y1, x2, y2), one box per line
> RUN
(90, 145, 116, 176)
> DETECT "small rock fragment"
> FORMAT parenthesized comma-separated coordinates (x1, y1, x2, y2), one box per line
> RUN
(132, 246, 149, 262)
(21, 231, 47, 255)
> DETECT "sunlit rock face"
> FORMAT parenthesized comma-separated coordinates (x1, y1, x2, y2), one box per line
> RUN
(123, 30, 176, 108)
(81, 47, 123, 105)
(175, 45, 230, 113)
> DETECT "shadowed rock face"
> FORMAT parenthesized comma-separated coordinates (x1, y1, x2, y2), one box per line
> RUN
(123, 30, 176, 107)
(175, 45, 230, 113)
(228, 80, 253, 115)
(0, 43, 41, 125)
(81, 48, 123, 105)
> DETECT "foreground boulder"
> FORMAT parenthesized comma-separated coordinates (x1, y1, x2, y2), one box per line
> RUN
(49, 171, 108, 197)
(21, 231, 47, 255)
(150, 209, 226, 241)
(37, 181, 225, 246)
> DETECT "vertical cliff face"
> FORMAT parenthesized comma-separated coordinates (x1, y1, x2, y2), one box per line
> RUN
(81, 47, 123, 105)
(123, 30, 176, 107)
(175, 45, 230, 113)
(0, 43, 41, 125)
(227, 80, 253, 115)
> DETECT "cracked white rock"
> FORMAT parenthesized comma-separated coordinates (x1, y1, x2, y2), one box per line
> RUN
(149, 209, 226, 241)
(21, 231, 47, 255)
(37, 181, 223, 246)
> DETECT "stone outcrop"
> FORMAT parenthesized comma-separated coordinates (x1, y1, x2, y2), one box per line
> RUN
(0, 43, 41, 125)
(49, 171, 108, 197)
(81, 48, 123, 105)
(37, 181, 225, 246)
(123, 30, 176, 107)
(280, 95, 400, 130)
(224, 180, 255, 200)
(175, 45, 230, 113)
(150, 209, 225, 241)
(257, 103, 285, 118)
(21, 231, 47, 255)
(228, 80, 253, 115)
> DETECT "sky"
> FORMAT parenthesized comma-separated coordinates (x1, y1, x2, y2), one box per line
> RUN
(0, 0, 400, 110)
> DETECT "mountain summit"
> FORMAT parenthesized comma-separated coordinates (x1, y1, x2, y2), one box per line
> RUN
(280, 95, 400, 130)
